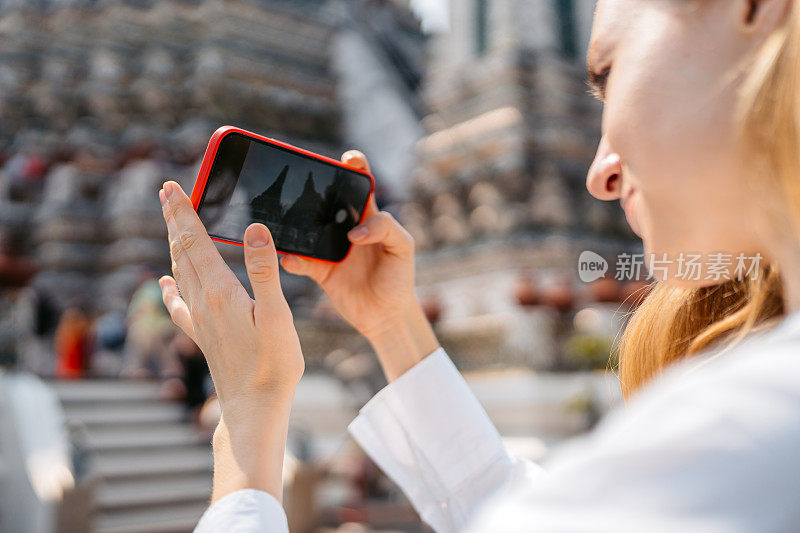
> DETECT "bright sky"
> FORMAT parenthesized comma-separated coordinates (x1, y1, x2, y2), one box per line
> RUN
(410, 0, 450, 33)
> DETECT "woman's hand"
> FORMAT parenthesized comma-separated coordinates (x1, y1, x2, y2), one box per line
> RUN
(280, 151, 439, 381)
(158, 180, 303, 502)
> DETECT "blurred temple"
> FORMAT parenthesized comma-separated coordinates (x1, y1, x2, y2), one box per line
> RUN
(0, 1, 437, 531)
(0, 1, 642, 533)
(404, 0, 643, 371)
(0, 0, 348, 316)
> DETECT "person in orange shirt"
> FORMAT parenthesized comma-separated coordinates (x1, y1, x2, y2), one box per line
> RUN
(55, 308, 91, 379)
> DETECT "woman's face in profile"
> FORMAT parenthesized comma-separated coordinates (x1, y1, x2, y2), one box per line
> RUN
(585, 0, 784, 285)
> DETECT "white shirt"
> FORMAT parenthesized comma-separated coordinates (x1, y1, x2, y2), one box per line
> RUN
(195, 312, 800, 532)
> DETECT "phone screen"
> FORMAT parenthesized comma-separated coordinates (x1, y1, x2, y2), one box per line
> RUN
(196, 133, 372, 262)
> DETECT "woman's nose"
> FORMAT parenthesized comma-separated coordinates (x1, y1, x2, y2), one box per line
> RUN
(586, 137, 623, 201)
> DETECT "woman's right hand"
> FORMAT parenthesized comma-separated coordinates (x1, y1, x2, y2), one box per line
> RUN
(280, 151, 439, 380)
(157, 181, 304, 503)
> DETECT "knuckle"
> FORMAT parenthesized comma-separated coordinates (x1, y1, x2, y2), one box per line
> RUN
(162, 202, 176, 221)
(249, 262, 277, 285)
(169, 238, 184, 258)
(179, 230, 198, 251)
(165, 202, 187, 223)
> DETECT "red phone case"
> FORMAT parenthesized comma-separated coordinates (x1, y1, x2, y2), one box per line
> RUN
(190, 125, 375, 264)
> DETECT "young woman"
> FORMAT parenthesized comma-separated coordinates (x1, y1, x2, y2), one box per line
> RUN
(158, 0, 800, 530)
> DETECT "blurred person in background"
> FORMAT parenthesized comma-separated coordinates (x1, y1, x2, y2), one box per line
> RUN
(4, 146, 48, 203)
(159, 331, 214, 426)
(0, 230, 35, 290)
(8, 284, 60, 375)
(0, 229, 38, 369)
(54, 307, 92, 379)
(0, 227, 59, 374)
(122, 268, 176, 378)
(157, 0, 800, 531)
(174, 332, 212, 414)
(90, 309, 127, 377)
(0, 291, 19, 369)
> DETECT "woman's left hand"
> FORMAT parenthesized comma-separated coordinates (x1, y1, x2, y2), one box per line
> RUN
(157, 180, 304, 501)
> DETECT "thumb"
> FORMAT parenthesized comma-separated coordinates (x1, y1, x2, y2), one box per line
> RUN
(243, 223, 284, 306)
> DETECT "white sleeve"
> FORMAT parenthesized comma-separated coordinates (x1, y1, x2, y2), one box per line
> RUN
(464, 339, 800, 532)
(193, 489, 289, 533)
(347, 348, 541, 533)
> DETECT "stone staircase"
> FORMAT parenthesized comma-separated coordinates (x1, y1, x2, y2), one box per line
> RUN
(52, 380, 212, 533)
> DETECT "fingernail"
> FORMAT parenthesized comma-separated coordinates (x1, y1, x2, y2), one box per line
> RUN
(246, 224, 269, 248)
(164, 182, 176, 199)
(349, 225, 368, 240)
(158, 189, 166, 207)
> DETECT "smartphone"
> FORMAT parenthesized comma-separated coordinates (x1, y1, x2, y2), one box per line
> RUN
(190, 126, 375, 263)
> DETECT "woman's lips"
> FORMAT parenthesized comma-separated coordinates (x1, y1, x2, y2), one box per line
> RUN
(621, 190, 642, 238)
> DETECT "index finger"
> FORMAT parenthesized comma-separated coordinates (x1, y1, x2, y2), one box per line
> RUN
(341, 150, 371, 173)
(362, 194, 379, 219)
(341, 150, 377, 218)
(162, 181, 230, 285)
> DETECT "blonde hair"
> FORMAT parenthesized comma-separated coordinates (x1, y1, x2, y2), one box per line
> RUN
(618, 3, 800, 398)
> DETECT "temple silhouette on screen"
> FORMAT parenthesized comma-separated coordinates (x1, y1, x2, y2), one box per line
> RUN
(249, 165, 348, 253)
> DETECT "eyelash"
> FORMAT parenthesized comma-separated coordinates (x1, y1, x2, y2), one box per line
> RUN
(587, 68, 611, 101)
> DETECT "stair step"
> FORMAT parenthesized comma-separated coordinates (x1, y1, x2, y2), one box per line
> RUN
(52, 380, 162, 403)
(90, 447, 213, 481)
(64, 398, 168, 411)
(52, 379, 214, 533)
(85, 426, 207, 452)
(93, 501, 208, 533)
(95, 475, 212, 512)
(63, 403, 186, 427)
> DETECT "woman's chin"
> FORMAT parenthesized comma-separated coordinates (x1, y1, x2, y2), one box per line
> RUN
(642, 240, 727, 289)
(628, 220, 643, 239)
